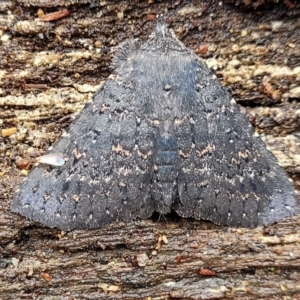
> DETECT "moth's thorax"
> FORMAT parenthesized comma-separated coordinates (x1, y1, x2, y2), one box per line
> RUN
(130, 53, 198, 119)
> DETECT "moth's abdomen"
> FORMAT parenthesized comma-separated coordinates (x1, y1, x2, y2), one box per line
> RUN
(152, 135, 178, 213)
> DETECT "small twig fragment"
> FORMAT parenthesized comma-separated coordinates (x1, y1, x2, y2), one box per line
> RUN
(39, 9, 70, 22)
(199, 268, 216, 276)
(2, 127, 17, 137)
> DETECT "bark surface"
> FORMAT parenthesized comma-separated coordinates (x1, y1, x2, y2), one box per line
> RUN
(0, 1, 300, 299)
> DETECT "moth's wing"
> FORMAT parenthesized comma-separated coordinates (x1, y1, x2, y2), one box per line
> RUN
(175, 60, 299, 227)
(11, 80, 155, 230)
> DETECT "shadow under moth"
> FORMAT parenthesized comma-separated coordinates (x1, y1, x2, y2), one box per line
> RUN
(11, 23, 299, 230)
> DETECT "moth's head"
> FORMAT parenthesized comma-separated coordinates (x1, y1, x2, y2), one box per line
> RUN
(139, 21, 190, 54)
(155, 22, 170, 38)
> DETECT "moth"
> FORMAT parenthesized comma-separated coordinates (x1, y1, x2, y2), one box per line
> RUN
(11, 23, 299, 230)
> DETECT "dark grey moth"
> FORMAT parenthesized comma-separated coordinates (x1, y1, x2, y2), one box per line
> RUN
(11, 23, 299, 230)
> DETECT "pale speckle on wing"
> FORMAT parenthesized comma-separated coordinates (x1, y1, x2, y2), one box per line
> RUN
(36, 154, 65, 166)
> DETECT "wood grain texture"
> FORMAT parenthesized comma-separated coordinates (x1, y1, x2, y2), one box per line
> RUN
(0, 0, 300, 299)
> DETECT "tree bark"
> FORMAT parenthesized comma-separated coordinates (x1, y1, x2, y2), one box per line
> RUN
(0, 1, 300, 299)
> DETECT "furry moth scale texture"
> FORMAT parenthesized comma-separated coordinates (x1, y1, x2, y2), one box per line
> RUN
(11, 23, 299, 230)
